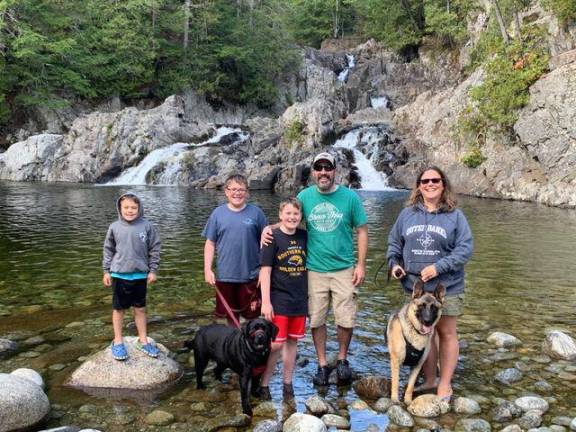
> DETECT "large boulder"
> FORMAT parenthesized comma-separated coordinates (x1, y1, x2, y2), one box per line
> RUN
(66, 337, 182, 390)
(0, 370, 50, 432)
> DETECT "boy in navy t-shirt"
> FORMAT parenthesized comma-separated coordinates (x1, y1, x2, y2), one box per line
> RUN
(202, 174, 267, 326)
(257, 197, 307, 400)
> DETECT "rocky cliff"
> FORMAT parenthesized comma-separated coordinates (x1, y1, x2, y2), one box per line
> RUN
(0, 4, 574, 207)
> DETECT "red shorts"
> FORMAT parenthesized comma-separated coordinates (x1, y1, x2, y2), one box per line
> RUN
(272, 315, 306, 343)
(215, 280, 261, 320)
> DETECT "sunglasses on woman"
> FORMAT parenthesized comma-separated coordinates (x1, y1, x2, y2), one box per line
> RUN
(419, 177, 442, 185)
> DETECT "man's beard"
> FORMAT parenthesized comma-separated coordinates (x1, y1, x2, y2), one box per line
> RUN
(316, 174, 334, 191)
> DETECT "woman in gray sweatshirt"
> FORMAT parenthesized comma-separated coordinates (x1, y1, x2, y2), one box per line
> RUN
(387, 166, 473, 401)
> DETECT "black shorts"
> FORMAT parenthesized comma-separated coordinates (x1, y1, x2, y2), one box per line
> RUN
(112, 277, 147, 310)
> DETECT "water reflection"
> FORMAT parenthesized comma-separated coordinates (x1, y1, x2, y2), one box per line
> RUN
(1, 182, 576, 428)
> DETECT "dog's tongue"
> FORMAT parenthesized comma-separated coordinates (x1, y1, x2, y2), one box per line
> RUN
(421, 325, 432, 335)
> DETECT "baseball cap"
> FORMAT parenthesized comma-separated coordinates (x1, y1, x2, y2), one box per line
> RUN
(312, 152, 336, 167)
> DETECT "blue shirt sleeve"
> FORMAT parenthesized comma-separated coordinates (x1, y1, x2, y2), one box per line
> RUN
(202, 210, 218, 242)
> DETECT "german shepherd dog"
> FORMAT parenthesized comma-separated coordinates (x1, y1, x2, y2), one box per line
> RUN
(387, 280, 445, 404)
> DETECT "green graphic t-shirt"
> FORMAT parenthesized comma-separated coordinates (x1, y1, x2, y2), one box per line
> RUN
(297, 185, 367, 272)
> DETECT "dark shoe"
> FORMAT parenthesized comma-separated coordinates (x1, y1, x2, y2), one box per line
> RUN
(254, 386, 271, 401)
(336, 359, 352, 383)
(282, 382, 294, 399)
(313, 365, 332, 386)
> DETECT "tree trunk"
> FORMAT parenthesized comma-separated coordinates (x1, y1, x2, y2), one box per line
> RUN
(492, 0, 510, 45)
(513, 7, 522, 40)
(183, 0, 191, 52)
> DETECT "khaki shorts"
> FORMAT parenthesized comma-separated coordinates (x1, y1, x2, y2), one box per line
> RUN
(405, 292, 465, 317)
(308, 268, 357, 328)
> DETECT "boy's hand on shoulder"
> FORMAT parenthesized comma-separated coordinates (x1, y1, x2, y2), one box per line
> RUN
(204, 269, 216, 286)
(103, 272, 112, 287)
(147, 272, 157, 284)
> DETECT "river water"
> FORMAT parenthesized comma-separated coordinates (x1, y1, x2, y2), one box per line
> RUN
(1, 182, 576, 430)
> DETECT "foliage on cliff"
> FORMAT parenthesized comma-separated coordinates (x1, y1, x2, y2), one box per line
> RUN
(0, 0, 298, 125)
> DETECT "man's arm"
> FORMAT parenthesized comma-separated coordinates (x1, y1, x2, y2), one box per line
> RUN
(352, 224, 368, 286)
(204, 239, 216, 286)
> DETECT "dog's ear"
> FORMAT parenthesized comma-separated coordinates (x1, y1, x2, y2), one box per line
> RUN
(241, 321, 250, 339)
(434, 283, 446, 304)
(412, 279, 424, 298)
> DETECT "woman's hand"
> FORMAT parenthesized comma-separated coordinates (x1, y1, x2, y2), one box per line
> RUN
(391, 265, 406, 280)
(420, 265, 438, 282)
(261, 301, 274, 321)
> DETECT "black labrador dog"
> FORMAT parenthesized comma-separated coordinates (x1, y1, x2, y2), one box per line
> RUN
(187, 318, 278, 416)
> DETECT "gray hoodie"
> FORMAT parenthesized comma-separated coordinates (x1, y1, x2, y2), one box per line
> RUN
(103, 192, 161, 274)
(386, 204, 473, 295)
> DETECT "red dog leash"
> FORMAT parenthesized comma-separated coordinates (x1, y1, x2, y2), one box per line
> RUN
(214, 285, 241, 329)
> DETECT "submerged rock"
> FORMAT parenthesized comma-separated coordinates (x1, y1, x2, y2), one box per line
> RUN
(495, 368, 523, 385)
(387, 405, 414, 427)
(66, 337, 182, 390)
(542, 331, 576, 361)
(0, 371, 50, 432)
(487, 332, 523, 348)
(455, 418, 491, 432)
(514, 396, 549, 413)
(408, 394, 449, 418)
(353, 375, 391, 400)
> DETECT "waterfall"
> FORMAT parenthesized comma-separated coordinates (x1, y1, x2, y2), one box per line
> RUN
(333, 127, 394, 191)
(337, 54, 355, 82)
(106, 127, 248, 186)
(370, 96, 390, 109)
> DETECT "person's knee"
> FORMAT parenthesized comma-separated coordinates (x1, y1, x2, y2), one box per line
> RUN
(133, 306, 146, 316)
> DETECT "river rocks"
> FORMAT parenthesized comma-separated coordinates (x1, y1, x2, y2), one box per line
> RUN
(321, 414, 350, 429)
(455, 418, 492, 432)
(0, 338, 17, 356)
(387, 405, 414, 427)
(305, 395, 335, 416)
(66, 337, 182, 390)
(353, 375, 391, 400)
(514, 396, 549, 413)
(374, 397, 394, 412)
(454, 397, 482, 415)
(487, 332, 523, 349)
(253, 419, 283, 432)
(499, 425, 522, 432)
(492, 401, 522, 422)
(408, 394, 449, 418)
(517, 410, 543, 429)
(283, 413, 327, 432)
(0, 371, 50, 432)
(495, 368, 523, 385)
(570, 417, 576, 431)
(144, 410, 175, 426)
(542, 331, 576, 361)
(11, 368, 45, 388)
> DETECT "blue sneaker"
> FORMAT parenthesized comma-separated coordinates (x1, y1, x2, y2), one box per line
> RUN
(111, 342, 128, 361)
(136, 340, 160, 358)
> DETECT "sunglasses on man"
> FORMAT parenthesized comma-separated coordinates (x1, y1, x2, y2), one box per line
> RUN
(419, 177, 442, 185)
(313, 163, 335, 172)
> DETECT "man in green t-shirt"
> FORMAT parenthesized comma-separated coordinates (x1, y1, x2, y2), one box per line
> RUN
(297, 152, 368, 386)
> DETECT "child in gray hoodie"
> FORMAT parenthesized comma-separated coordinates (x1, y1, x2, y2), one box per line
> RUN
(103, 192, 161, 360)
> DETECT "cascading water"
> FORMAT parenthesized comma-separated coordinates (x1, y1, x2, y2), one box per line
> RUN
(333, 127, 395, 191)
(370, 96, 390, 109)
(337, 54, 355, 82)
(106, 127, 248, 186)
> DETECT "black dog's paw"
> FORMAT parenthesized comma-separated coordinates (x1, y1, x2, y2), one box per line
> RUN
(182, 339, 194, 351)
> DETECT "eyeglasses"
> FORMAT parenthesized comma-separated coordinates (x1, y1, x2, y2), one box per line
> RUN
(313, 163, 335, 172)
(226, 187, 247, 194)
(419, 178, 442, 185)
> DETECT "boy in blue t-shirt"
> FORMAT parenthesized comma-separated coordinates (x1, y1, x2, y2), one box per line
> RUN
(202, 174, 267, 326)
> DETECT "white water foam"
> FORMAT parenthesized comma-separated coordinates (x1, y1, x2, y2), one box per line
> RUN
(337, 54, 356, 82)
(333, 129, 394, 191)
(106, 127, 248, 186)
(370, 96, 389, 109)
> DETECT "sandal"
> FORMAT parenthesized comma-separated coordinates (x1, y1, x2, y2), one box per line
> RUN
(136, 340, 160, 358)
(111, 342, 128, 361)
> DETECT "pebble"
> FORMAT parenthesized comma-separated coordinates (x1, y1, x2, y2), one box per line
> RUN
(144, 410, 175, 426)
